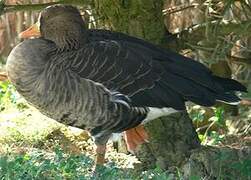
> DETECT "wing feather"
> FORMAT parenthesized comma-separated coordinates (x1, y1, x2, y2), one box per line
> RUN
(66, 33, 245, 110)
(69, 41, 171, 107)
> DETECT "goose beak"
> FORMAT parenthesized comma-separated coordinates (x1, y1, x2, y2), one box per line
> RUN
(19, 23, 41, 39)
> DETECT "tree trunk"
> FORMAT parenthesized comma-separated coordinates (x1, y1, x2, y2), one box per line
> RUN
(135, 112, 200, 170)
(182, 146, 251, 179)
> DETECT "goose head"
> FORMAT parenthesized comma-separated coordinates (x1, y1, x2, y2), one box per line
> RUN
(20, 5, 88, 51)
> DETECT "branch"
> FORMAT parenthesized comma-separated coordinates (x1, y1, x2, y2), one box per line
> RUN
(228, 55, 251, 65)
(162, 3, 199, 15)
(179, 20, 251, 40)
(0, 71, 7, 81)
(0, 0, 91, 15)
(169, 20, 251, 52)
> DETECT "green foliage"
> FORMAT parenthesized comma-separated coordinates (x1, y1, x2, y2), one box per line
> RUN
(213, 107, 225, 127)
(0, 148, 93, 179)
(0, 81, 28, 111)
(0, 81, 16, 111)
(0, 0, 5, 15)
(203, 107, 226, 145)
(231, 159, 251, 177)
(206, 131, 225, 145)
(190, 106, 226, 145)
(242, 83, 251, 99)
(189, 176, 201, 180)
(213, 150, 251, 179)
(190, 106, 205, 123)
(0, 147, 173, 180)
(140, 167, 172, 180)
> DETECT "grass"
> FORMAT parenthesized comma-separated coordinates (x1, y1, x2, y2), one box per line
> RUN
(0, 148, 92, 179)
(0, 147, 173, 180)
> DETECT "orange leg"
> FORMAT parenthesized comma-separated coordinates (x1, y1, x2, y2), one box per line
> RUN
(124, 125, 149, 153)
(95, 145, 106, 165)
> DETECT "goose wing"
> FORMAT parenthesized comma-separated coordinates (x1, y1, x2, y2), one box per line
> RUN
(68, 38, 246, 110)
(68, 40, 187, 109)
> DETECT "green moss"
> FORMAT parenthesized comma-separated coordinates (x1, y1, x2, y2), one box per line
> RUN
(92, 0, 165, 44)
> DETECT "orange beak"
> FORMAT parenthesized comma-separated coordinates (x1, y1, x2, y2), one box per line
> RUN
(19, 23, 41, 39)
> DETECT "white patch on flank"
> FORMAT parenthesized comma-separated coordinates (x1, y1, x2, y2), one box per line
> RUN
(216, 100, 240, 105)
(143, 107, 181, 124)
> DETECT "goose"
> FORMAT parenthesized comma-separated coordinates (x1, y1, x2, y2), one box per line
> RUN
(6, 5, 247, 166)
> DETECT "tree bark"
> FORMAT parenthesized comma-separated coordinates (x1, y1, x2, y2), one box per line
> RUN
(92, 0, 165, 44)
(182, 146, 251, 179)
(135, 112, 200, 170)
